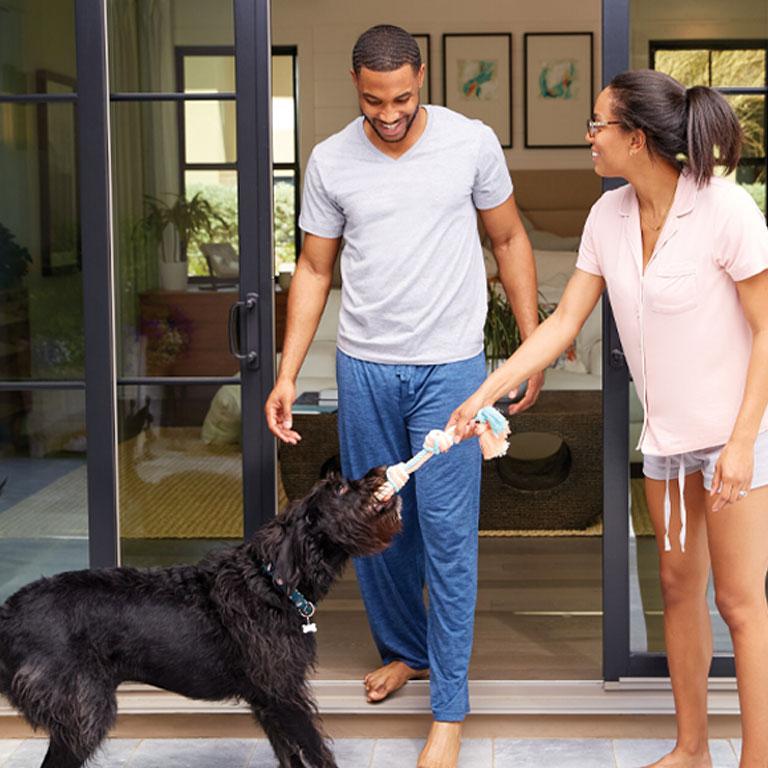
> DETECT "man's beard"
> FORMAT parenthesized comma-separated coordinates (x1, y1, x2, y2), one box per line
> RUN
(363, 102, 421, 144)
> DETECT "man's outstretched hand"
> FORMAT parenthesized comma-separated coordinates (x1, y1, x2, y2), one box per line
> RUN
(265, 377, 302, 445)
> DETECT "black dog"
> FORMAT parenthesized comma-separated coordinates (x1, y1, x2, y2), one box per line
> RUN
(0, 467, 401, 768)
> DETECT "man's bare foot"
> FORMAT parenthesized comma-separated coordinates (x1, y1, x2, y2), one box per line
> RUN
(363, 661, 428, 703)
(640, 747, 712, 768)
(418, 721, 462, 768)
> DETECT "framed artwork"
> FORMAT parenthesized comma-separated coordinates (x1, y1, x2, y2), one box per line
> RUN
(524, 32, 594, 148)
(442, 33, 512, 148)
(412, 33, 432, 103)
(36, 70, 80, 275)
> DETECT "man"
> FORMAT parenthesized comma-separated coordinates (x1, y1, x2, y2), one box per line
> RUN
(265, 24, 543, 768)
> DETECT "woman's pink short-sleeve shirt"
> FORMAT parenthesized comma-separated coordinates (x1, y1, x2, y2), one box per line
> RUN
(576, 172, 768, 457)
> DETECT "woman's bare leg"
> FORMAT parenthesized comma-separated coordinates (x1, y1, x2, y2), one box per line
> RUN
(642, 473, 713, 768)
(707, 486, 768, 768)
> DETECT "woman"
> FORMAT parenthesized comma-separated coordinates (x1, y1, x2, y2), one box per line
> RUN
(449, 70, 768, 768)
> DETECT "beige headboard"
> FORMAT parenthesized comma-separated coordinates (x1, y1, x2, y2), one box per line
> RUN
(511, 169, 602, 237)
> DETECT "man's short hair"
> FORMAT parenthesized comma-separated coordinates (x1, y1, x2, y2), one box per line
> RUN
(352, 25, 421, 75)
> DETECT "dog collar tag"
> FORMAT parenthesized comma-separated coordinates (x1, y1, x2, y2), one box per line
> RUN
(302, 621, 317, 634)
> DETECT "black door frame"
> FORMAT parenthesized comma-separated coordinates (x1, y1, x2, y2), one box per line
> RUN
(4, 0, 744, 682)
(4, 0, 277, 565)
(600, 0, 736, 679)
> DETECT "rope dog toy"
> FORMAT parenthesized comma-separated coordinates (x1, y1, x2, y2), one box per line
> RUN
(376, 406, 511, 501)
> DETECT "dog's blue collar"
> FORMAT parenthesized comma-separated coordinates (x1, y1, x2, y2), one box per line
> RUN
(261, 563, 316, 620)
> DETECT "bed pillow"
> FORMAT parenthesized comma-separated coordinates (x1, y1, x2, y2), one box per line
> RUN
(528, 229, 581, 252)
(202, 385, 241, 445)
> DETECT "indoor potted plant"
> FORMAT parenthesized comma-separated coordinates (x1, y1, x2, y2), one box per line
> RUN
(484, 279, 552, 372)
(135, 192, 230, 291)
(0, 222, 32, 292)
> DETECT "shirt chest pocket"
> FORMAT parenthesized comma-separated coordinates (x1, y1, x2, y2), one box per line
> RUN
(646, 261, 698, 315)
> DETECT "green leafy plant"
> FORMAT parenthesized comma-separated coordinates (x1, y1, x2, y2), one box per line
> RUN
(0, 222, 32, 291)
(484, 281, 552, 364)
(134, 193, 232, 264)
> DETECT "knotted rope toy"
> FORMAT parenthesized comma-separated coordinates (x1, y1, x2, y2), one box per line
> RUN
(376, 406, 511, 502)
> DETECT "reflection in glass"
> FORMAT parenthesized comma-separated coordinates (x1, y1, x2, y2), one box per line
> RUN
(184, 100, 237, 164)
(274, 171, 297, 273)
(628, 388, 733, 655)
(725, 94, 765, 159)
(0, 389, 88, 601)
(712, 49, 767, 88)
(185, 170, 239, 278)
(118, 384, 243, 567)
(0, 104, 84, 380)
(653, 50, 710, 87)
(273, 55, 296, 164)
(0, 1, 76, 95)
(111, 102, 241, 377)
(107, 0, 234, 93)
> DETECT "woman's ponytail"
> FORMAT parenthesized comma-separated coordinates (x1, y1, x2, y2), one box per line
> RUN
(609, 70, 743, 187)
(686, 86, 742, 185)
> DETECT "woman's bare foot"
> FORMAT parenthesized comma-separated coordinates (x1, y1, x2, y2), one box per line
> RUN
(418, 721, 462, 768)
(363, 661, 428, 703)
(640, 747, 712, 768)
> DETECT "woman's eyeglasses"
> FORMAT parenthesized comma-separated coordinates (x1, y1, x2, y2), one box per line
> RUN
(586, 119, 622, 137)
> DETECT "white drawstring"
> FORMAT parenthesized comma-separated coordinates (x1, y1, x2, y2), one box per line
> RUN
(662, 455, 687, 553)
(678, 458, 687, 553)
(663, 457, 672, 552)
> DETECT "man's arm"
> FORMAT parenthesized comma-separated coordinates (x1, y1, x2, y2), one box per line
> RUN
(479, 194, 543, 412)
(265, 233, 341, 443)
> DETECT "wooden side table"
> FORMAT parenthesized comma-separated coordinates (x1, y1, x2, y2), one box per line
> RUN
(138, 288, 288, 376)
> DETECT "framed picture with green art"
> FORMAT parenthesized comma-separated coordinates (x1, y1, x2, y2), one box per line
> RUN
(412, 33, 432, 104)
(524, 32, 594, 148)
(442, 33, 512, 148)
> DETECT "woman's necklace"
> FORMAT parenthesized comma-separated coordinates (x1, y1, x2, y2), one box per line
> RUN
(639, 195, 675, 232)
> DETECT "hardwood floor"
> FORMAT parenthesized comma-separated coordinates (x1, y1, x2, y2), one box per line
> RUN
(314, 537, 603, 681)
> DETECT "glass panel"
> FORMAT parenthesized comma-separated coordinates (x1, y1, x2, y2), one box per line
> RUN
(183, 55, 235, 94)
(628, 384, 733, 655)
(185, 169, 239, 277)
(711, 49, 766, 88)
(107, 0, 234, 92)
(111, 102, 239, 377)
(0, 103, 84, 380)
(0, 388, 87, 601)
(184, 100, 237, 164)
(737, 163, 767, 215)
(274, 170, 297, 275)
(724, 94, 765, 159)
(118, 384, 243, 568)
(653, 50, 710, 87)
(0, 1, 76, 95)
(273, 55, 296, 164)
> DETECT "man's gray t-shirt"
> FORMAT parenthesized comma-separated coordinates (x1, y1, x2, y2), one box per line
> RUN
(298, 104, 513, 365)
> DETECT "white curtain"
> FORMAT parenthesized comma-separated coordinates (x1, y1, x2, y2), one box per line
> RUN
(108, 0, 179, 375)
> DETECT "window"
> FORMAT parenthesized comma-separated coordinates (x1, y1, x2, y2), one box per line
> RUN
(176, 46, 300, 278)
(650, 41, 768, 220)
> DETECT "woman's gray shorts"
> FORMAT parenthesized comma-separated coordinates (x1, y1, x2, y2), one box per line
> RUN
(642, 430, 768, 552)
(643, 429, 768, 492)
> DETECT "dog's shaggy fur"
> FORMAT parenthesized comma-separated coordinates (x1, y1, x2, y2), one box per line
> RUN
(0, 467, 401, 768)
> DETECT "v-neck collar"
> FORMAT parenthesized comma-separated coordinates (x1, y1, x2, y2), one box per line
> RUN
(619, 171, 698, 276)
(358, 105, 432, 162)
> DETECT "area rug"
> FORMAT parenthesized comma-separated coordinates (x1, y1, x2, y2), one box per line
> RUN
(0, 429, 252, 540)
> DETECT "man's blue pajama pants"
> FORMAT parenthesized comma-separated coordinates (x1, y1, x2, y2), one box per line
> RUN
(336, 349, 485, 722)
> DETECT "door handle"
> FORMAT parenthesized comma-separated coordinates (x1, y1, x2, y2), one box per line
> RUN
(227, 293, 260, 369)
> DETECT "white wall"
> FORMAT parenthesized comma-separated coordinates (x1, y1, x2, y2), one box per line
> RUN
(270, 0, 602, 173)
(174, 0, 603, 173)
